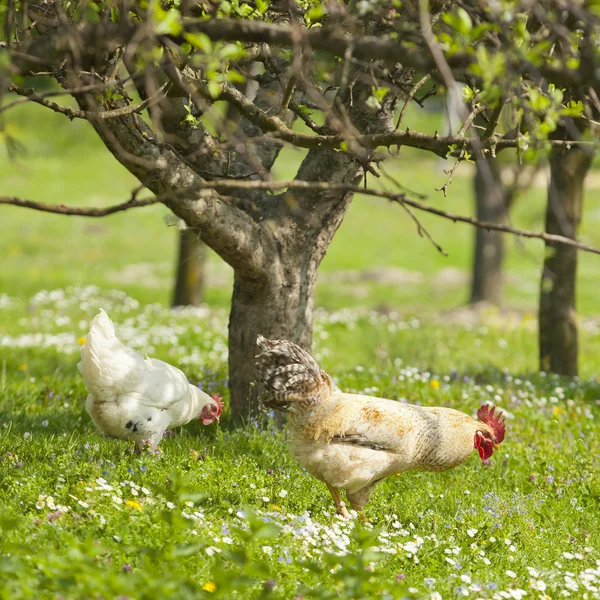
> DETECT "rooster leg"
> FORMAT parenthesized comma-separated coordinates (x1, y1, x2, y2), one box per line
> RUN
(346, 486, 374, 518)
(326, 484, 350, 518)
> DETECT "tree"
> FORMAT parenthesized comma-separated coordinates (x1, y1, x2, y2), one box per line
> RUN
(539, 134, 592, 376)
(470, 156, 510, 306)
(173, 228, 207, 308)
(443, 87, 513, 307)
(2, 1, 600, 419)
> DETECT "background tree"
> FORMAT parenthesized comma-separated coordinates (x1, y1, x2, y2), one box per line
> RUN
(539, 134, 593, 376)
(2, 0, 600, 419)
(173, 228, 207, 308)
(443, 89, 517, 307)
(470, 155, 511, 306)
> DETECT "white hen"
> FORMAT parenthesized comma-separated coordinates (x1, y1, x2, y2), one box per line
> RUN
(78, 309, 223, 453)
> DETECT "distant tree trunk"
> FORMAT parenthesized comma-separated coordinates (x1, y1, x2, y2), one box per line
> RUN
(539, 142, 592, 376)
(172, 229, 206, 307)
(470, 157, 510, 306)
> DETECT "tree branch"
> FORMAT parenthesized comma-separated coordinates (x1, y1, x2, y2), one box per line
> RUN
(0, 196, 158, 216)
(172, 178, 600, 257)
(5, 177, 600, 257)
(6, 83, 168, 120)
(181, 17, 593, 92)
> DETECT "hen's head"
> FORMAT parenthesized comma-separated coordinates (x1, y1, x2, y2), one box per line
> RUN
(201, 394, 224, 425)
(474, 404, 506, 461)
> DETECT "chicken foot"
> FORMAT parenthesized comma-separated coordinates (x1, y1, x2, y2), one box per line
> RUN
(326, 484, 350, 518)
(133, 438, 161, 456)
(346, 486, 374, 521)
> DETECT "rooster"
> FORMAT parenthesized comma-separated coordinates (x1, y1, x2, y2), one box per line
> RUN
(255, 335, 506, 517)
(78, 309, 223, 453)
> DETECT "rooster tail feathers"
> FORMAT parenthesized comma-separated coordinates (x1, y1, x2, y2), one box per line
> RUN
(255, 335, 332, 411)
(78, 309, 139, 400)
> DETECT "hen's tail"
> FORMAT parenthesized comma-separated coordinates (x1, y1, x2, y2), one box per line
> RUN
(255, 335, 333, 411)
(78, 309, 141, 401)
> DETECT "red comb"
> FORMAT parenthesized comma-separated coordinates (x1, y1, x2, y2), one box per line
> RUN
(212, 394, 224, 415)
(477, 404, 506, 444)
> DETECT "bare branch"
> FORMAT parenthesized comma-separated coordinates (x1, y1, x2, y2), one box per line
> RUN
(5, 176, 600, 257)
(0, 195, 157, 216)
(395, 73, 432, 131)
(180, 178, 600, 257)
(6, 82, 168, 120)
(0, 77, 138, 116)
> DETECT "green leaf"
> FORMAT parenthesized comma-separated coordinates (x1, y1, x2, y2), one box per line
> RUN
(253, 523, 281, 540)
(306, 5, 325, 21)
(442, 8, 472, 35)
(372, 86, 390, 102)
(184, 33, 212, 54)
(456, 8, 473, 34)
(256, 0, 269, 14)
(155, 8, 182, 36)
(180, 490, 209, 503)
(222, 548, 247, 567)
(561, 100, 584, 117)
(237, 3, 254, 17)
(220, 1, 232, 16)
(208, 81, 223, 99)
(219, 43, 245, 61)
(227, 70, 246, 84)
(462, 86, 474, 103)
(172, 543, 205, 558)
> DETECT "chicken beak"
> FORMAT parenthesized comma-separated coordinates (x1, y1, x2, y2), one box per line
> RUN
(494, 444, 500, 450)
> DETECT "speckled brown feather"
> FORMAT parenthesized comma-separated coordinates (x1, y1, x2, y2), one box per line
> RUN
(255, 335, 507, 509)
(255, 334, 333, 410)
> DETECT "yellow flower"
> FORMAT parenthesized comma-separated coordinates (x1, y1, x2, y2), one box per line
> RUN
(202, 582, 216, 593)
(77, 337, 86, 346)
(430, 380, 440, 390)
(552, 407, 564, 416)
(269, 504, 282, 511)
(18, 364, 27, 371)
(125, 500, 142, 511)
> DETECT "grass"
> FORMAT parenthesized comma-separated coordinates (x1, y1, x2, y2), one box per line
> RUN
(1, 290, 600, 599)
(1, 95, 600, 599)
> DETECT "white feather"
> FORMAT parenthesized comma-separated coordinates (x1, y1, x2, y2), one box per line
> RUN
(79, 309, 220, 449)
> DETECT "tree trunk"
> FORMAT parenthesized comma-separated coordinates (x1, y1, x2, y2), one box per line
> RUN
(227, 248, 318, 423)
(470, 157, 508, 305)
(539, 143, 592, 376)
(172, 229, 206, 307)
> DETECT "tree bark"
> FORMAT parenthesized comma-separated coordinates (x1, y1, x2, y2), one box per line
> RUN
(228, 268, 315, 422)
(539, 143, 592, 376)
(172, 229, 206, 307)
(470, 157, 509, 306)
